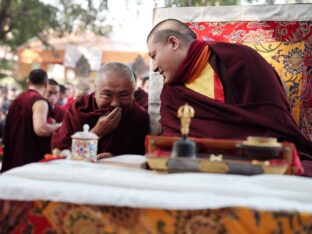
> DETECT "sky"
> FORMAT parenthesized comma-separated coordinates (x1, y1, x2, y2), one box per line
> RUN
(105, 0, 164, 43)
(40, 0, 165, 51)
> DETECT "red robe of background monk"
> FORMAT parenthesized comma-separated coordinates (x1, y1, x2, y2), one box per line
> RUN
(134, 87, 148, 110)
(1, 69, 61, 172)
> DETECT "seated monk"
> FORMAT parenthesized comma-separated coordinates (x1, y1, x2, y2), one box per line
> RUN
(51, 62, 150, 157)
(146, 19, 312, 176)
(1, 69, 61, 172)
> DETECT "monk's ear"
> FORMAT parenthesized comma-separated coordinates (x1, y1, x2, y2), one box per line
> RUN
(168, 36, 179, 50)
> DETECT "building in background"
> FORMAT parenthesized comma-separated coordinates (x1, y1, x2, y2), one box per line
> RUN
(16, 0, 166, 84)
(16, 31, 149, 85)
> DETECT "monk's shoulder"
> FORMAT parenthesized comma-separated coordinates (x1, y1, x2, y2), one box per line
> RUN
(69, 94, 93, 112)
(209, 41, 256, 53)
(208, 41, 262, 63)
(19, 90, 47, 107)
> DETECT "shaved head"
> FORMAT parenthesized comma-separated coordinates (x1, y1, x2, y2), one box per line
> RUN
(94, 62, 135, 112)
(147, 19, 197, 45)
(95, 62, 135, 89)
(147, 19, 197, 84)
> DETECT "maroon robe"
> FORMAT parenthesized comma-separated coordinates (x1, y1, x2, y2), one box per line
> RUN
(51, 93, 150, 155)
(53, 105, 65, 123)
(160, 40, 312, 173)
(134, 88, 148, 110)
(1, 90, 53, 172)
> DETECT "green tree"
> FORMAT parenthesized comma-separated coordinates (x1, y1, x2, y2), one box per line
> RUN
(0, 0, 58, 48)
(0, 0, 108, 49)
(56, 0, 109, 36)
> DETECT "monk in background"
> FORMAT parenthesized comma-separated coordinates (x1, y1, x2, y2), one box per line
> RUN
(57, 84, 67, 107)
(52, 62, 150, 157)
(44, 79, 65, 123)
(61, 82, 76, 110)
(147, 19, 312, 176)
(133, 72, 148, 110)
(1, 69, 61, 172)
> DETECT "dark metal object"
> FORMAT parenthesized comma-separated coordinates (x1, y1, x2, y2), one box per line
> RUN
(171, 136, 196, 159)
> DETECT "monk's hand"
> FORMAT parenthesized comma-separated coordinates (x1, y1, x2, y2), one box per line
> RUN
(91, 107, 122, 137)
(96, 152, 113, 161)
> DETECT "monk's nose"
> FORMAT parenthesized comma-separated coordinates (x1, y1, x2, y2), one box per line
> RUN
(153, 63, 159, 72)
(111, 97, 120, 107)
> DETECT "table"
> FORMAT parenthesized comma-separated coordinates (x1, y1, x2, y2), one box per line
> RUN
(1, 155, 312, 233)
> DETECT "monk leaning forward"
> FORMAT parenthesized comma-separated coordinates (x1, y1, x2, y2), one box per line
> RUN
(147, 19, 312, 176)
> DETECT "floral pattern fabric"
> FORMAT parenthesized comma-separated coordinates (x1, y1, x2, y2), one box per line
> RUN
(1, 200, 312, 234)
(187, 21, 312, 141)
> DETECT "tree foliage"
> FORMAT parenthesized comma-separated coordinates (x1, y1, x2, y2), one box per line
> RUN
(56, 0, 109, 36)
(0, 0, 108, 48)
(0, 0, 58, 47)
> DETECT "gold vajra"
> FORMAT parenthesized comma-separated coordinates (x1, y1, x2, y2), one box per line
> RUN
(177, 103, 195, 136)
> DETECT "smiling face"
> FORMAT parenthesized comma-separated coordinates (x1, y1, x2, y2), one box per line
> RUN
(94, 71, 134, 113)
(147, 35, 187, 84)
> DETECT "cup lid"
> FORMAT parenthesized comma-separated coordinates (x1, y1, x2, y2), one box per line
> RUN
(71, 124, 99, 140)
